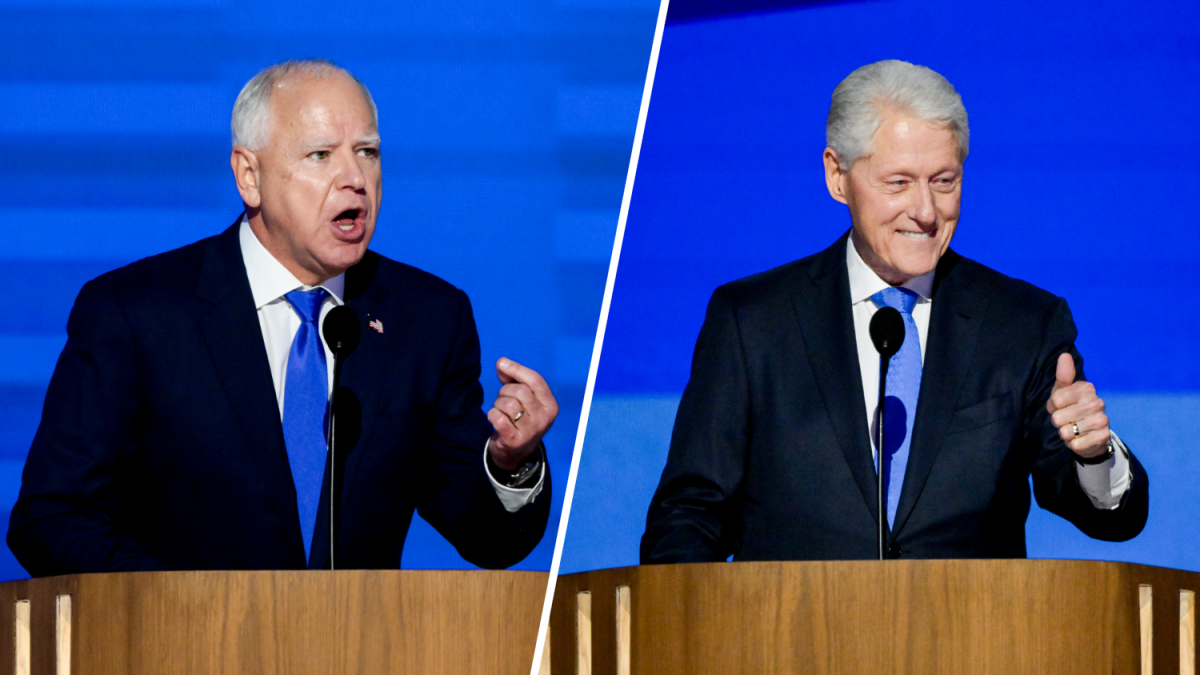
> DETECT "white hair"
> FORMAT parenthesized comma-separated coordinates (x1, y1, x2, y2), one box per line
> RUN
(231, 59, 379, 150)
(826, 60, 969, 169)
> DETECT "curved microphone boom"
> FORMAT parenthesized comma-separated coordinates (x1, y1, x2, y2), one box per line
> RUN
(321, 305, 360, 569)
(868, 307, 905, 560)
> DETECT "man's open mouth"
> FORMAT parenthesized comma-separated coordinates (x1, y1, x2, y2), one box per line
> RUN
(334, 209, 362, 231)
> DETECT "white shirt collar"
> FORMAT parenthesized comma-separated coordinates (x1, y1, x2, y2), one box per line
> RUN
(238, 217, 345, 309)
(845, 233, 935, 305)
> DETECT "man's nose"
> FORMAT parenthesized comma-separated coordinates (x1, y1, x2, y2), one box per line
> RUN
(909, 182, 937, 227)
(335, 150, 367, 191)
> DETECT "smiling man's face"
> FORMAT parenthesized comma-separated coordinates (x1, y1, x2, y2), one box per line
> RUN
(234, 71, 381, 285)
(826, 111, 962, 285)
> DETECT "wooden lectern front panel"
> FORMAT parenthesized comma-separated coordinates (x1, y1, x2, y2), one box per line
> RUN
(552, 560, 1200, 675)
(0, 570, 549, 675)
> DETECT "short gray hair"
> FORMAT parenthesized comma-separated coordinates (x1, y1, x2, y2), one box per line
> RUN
(826, 60, 968, 169)
(231, 59, 379, 150)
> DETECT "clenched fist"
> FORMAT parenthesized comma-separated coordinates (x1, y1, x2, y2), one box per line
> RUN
(487, 358, 558, 471)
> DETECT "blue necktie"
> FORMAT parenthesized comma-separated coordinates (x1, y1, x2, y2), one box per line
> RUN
(282, 288, 329, 563)
(870, 287, 922, 528)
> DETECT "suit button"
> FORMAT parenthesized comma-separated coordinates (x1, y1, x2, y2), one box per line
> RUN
(888, 543, 902, 559)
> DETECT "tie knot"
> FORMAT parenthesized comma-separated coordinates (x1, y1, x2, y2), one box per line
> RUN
(871, 287, 919, 315)
(285, 288, 328, 324)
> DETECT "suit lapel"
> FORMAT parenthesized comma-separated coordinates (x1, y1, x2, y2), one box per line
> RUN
(337, 251, 391, 474)
(195, 222, 308, 566)
(891, 249, 986, 536)
(791, 234, 880, 524)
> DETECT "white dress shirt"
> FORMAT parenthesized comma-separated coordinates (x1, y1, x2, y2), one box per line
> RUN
(845, 236, 1131, 510)
(238, 220, 541, 512)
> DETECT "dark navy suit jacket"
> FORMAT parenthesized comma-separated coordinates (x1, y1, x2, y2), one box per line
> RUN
(9, 222, 550, 575)
(641, 234, 1148, 563)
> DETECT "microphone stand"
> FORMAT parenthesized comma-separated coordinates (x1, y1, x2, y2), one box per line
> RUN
(322, 304, 360, 571)
(327, 353, 345, 570)
(876, 359, 888, 561)
(869, 305, 903, 561)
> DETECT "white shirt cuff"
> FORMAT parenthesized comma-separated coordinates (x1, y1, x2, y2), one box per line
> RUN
(482, 439, 544, 513)
(1075, 430, 1133, 510)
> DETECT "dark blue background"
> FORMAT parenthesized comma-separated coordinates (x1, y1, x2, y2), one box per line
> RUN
(562, 0, 1200, 573)
(0, 0, 659, 579)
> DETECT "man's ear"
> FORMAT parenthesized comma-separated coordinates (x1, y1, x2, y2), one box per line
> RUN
(231, 146, 262, 208)
(823, 148, 849, 205)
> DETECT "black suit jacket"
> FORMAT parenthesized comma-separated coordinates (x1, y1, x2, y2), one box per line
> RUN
(641, 234, 1147, 563)
(9, 222, 550, 575)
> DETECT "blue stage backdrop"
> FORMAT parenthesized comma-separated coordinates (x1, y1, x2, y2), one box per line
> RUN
(561, 0, 1200, 574)
(0, 0, 659, 580)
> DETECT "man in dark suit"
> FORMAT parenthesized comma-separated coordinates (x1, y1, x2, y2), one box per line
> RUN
(9, 60, 555, 575)
(641, 60, 1148, 563)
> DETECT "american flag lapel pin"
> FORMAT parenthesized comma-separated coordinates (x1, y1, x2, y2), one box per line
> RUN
(369, 318, 384, 334)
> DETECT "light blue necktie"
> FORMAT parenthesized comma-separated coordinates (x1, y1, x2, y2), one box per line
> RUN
(282, 288, 329, 563)
(870, 287, 922, 528)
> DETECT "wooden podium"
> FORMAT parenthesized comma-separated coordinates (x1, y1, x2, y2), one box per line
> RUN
(550, 561, 1200, 675)
(0, 570, 549, 675)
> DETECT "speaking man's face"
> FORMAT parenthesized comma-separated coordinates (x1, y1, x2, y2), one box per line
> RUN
(237, 72, 381, 285)
(826, 112, 962, 285)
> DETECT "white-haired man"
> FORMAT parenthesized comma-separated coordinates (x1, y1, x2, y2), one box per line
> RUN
(9, 60, 556, 574)
(642, 60, 1148, 562)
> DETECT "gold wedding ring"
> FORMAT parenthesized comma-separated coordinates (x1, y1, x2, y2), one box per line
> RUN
(513, 410, 526, 423)
(1071, 422, 1081, 438)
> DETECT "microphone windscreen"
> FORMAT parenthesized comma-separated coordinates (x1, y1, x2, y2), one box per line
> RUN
(322, 305, 361, 357)
(869, 306, 905, 360)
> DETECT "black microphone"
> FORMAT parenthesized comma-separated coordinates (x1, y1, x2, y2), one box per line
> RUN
(868, 307, 905, 560)
(321, 305, 360, 569)
(323, 305, 361, 359)
(869, 307, 904, 361)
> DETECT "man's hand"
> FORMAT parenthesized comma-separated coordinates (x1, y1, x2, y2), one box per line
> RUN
(487, 358, 558, 471)
(1046, 353, 1111, 459)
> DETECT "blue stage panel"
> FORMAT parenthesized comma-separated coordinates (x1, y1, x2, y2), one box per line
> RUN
(560, 395, 679, 574)
(0, 84, 227, 135)
(6, 209, 232, 260)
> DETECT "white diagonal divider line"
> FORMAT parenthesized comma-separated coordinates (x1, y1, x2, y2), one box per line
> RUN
(528, 0, 672, 672)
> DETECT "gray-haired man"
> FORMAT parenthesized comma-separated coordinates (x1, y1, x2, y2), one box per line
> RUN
(10, 60, 555, 574)
(641, 60, 1148, 563)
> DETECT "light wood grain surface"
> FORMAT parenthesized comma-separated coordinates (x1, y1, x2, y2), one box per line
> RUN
(14, 599, 29, 675)
(0, 570, 548, 675)
(615, 586, 630, 675)
(1182, 590, 1195, 675)
(576, 591, 592, 675)
(551, 560, 1200, 675)
(53, 595, 68, 675)
(1144, 584, 1156, 675)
